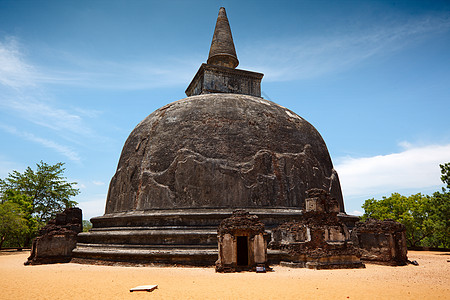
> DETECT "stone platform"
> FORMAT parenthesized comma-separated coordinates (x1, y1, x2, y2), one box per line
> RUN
(72, 208, 357, 266)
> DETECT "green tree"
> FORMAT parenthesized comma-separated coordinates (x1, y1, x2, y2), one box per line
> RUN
(362, 163, 450, 248)
(0, 161, 79, 246)
(440, 162, 450, 190)
(426, 162, 450, 248)
(0, 201, 28, 250)
(82, 220, 92, 232)
(362, 193, 434, 247)
(425, 191, 450, 248)
(1, 189, 38, 247)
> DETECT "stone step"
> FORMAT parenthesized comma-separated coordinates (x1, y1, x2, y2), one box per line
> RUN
(89, 225, 219, 232)
(76, 243, 218, 249)
(90, 208, 305, 229)
(74, 246, 218, 255)
(80, 229, 218, 236)
(77, 229, 218, 246)
(72, 245, 285, 266)
(72, 245, 218, 265)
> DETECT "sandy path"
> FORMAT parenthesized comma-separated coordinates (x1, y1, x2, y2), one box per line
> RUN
(1, 251, 448, 299)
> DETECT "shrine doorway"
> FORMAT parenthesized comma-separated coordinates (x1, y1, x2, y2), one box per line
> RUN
(236, 236, 248, 266)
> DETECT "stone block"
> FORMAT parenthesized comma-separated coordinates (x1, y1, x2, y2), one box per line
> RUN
(351, 219, 408, 266)
(254, 234, 266, 264)
(25, 207, 82, 265)
(221, 234, 234, 265)
(185, 64, 263, 97)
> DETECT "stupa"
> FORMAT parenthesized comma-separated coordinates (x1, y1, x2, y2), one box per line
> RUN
(73, 7, 357, 265)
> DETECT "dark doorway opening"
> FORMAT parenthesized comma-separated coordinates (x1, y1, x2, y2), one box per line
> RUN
(237, 236, 248, 266)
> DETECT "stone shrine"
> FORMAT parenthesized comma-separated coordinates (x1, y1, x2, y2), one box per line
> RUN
(73, 7, 358, 266)
(216, 210, 270, 272)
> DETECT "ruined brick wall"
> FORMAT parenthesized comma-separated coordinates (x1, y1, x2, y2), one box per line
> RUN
(268, 189, 363, 269)
(218, 210, 265, 236)
(25, 207, 82, 265)
(351, 218, 408, 266)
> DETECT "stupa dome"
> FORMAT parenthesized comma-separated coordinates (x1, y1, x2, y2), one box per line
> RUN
(74, 7, 352, 266)
(104, 7, 345, 215)
(105, 93, 344, 214)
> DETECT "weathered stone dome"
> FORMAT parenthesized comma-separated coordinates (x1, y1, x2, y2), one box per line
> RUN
(105, 93, 344, 214)
(73, 7, 354, 267)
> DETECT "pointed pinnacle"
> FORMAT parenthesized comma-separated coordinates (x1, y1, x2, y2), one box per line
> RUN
(207, 7, 239, 69)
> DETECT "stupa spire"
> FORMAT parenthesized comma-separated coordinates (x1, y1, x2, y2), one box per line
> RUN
(185, 7, 263, 97)
(207, 7, 239, 69)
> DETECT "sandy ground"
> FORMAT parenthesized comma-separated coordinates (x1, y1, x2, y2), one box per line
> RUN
(1, 251, 449, 300)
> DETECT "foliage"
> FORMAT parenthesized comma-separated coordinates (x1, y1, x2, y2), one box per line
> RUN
(0, 201, 28, 250)
(425, 190, 450, 248)
(1, 189, 39, 248)
(362, 163, 450, 248)
(428, 163, 450, 248)
(440, 162, 450, 190)
(82, 220, 92, 232)
(362, 193, 435, 247)
(0, 161, 79, 247)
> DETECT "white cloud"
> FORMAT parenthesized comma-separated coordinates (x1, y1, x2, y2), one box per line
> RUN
(35, 62, 195, 90)
(0, 36, 107, 161)
(240, 15, 450, 81)
(92, 181, 105, 186)
(25, 134, 81, 162)
(74, 182, 87, 189)
(398, 141, 413, 149)
(1, 96, 94, 138)
(76, 195, 106, 220)
(349, 210, 363, 217)
(0, 124, 81, 162)
(0, 37, 95, 138)
(335, 143, 450, 200)
(0, 32, 202, 91)
(0, 36, 37, 88)
(33, 52, 201, 90)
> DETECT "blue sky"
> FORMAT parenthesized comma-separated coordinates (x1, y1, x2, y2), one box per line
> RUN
(1, 0, 449, 219)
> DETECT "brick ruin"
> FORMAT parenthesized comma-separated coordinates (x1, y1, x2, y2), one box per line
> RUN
(351, 218, 408, 266)
(269, 189, 365, 269)
(216, 210, 270, 272)
(25, 207, 82, 265)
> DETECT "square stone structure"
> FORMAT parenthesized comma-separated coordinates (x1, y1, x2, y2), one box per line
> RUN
(351, 218, 408, 266)
(216, 210, 270, 272)
(270, 189, 364, 269)
(185, 63, 263, 97)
